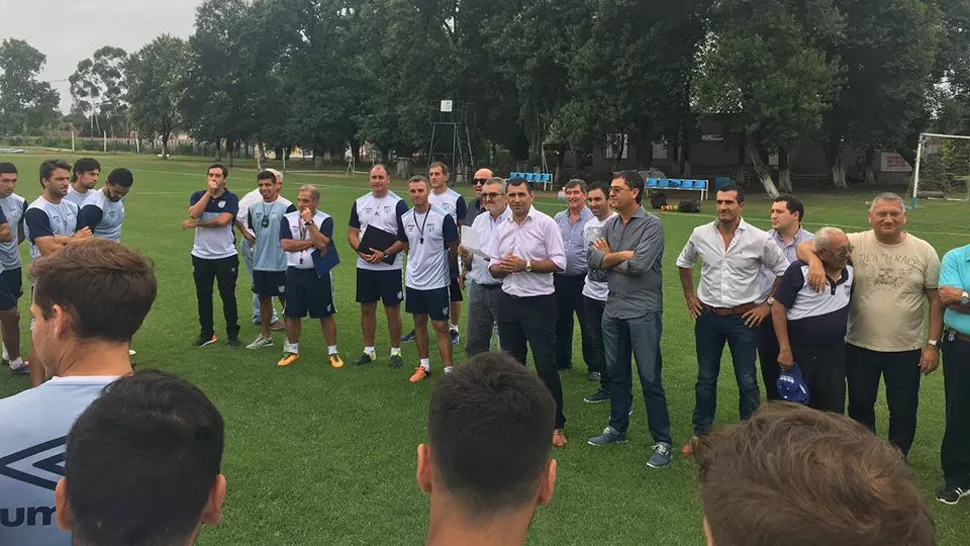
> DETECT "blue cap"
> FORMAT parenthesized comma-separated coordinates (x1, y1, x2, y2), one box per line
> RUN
(777, 364, 810, 405)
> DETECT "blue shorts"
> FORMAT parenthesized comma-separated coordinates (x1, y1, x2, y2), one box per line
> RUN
(252, 270, 287, 298)
(284, 268, 335, 319)
(0, 271, 16, 312)
(405, 286, 450, 322)
(1, 267, 22, 300)
(356, 268, 404, 306)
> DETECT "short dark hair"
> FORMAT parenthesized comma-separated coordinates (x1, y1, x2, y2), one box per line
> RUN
(427, 352, 555, 518)
(612, 170, 645, 204)
(505, 178, 533, 193)
(71, 158, 101, 182)
(106, 168, 134, 188)
(31, 239, 157, 342)
(716, 182, 744, 204)
(587, 181, 609, 198)
(563, 179, 588, 193)
(40, 159, 71, 186)
(207, 163, 228, 178)
(66, 369, 224, 546)
(696, 403, 934, 546)
(429, 161, 450, 176)
(774, 194, 804, 223)
(257, 170, 276, 182)
(0, 162, 17, 175)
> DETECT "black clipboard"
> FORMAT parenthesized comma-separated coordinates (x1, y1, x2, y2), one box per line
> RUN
(359, 226, 399, 265)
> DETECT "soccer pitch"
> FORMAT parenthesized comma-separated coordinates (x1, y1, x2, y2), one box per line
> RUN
(2, 151, 969, 545)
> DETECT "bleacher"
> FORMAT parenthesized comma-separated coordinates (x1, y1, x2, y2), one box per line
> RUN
(508, 172, 554, 191)
(646, 177, 710, 200)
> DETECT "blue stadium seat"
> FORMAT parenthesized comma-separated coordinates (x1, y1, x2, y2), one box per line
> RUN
(647, 178, 658, 188)
(658, 179, 669, 188)
(669, 178, 681, 188)
(542, 173, 552, 183)
(525, 173, 535, 182)
(693, 180, 707, 190)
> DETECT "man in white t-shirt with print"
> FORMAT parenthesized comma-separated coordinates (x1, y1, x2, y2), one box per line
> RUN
(0, 238, 156, 546)
(580, 181, 616, 404)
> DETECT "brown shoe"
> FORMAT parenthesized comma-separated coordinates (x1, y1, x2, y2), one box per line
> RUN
(270, 320, 285, 331)
(681, 436, 699, 456)
(552, 429, 567, 448)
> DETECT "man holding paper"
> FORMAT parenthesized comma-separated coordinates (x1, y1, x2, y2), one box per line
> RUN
(348, 164, 408, 368)
(278, 184, 343, 368)
(459, 177, 511, 358)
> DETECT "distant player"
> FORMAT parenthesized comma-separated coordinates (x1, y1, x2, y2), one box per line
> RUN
(0, 162, 27, 373)
(400, 176, 459, 382)
(278, 185, 343, 368)
(242, 171, 294, 351)
(25, 159, 91, 386)
(65, 157, 100, 207)
(78, 167, 132, 242)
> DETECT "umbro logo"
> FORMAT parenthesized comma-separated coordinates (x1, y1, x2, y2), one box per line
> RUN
(0, 436, 67, 491)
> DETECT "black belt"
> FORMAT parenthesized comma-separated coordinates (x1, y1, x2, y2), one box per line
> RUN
(477, 283, 501, 290)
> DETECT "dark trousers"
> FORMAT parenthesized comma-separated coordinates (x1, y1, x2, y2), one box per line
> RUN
(942, 334, 970, 486)
(792, 342, 846, 414)
(554, 275, 592, 372)
(584, 296, 609, 391)
(603, 311, 672, 444)
(692, 310, 760, 436)
(465, 281, 501, 357)
(758, 319, 782, 401)
(497, 291, 565, 428)
(192, 255, 240, 339)
(846, 344, 921, 456)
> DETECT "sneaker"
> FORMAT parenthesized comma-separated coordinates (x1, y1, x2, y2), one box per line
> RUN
(128, 349, 137, 357)
(401, 329, 417, 343)
(227, 337, 241, 347)
(246, 335, 273, 350)
(449, 328, 460, 346)
(681, 436, 699, 457)
(587, 371, 601, 382)
(194, 334, 217, 347)
(584, 389, 610, 404)
(587, 426, 627, 446)
(410, 366, 430, 383)
(444, 366, 454, 374)
(647, 443, 673, 468)
(270, 320, 285, 331)
(389, 353, 403, 369)
(552, 428, 568, 448)
(278, 353, 300, 367)
(9, 362, 28, 375)
(354, 353, 374, 366)
(329, 354, 345, 368)
(937, 484, 970, 505)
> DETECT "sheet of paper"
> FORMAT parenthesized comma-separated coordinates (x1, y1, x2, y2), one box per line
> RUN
(460, 225, 487, 257)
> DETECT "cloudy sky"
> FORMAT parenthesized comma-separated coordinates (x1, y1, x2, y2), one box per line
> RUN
(1, 0, 204, 112)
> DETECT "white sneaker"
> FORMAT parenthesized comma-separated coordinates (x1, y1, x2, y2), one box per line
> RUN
(2, 342, 8, 362)
(129, 349, 137, 357)
(246, 336, 273, 350)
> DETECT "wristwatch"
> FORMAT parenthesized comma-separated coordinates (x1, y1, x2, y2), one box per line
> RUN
(928, 339, 940, 349)
(304, 220, 313, 227)
(766, 296, 776, 308)
(525, 260, 532, 273)
(962, 291, 969, 306)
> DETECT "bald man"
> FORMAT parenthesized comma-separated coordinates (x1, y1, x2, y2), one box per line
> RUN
(465, 168, 493, 227)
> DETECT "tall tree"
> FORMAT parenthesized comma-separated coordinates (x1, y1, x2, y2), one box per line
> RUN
(126, 35, 190, 158)
(69, 46, 128, 137)
(0, 39, 60, 136)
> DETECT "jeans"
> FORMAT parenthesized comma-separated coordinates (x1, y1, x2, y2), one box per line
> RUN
(583, 296, 609, 391)
(241, 241, 279, 324)
(792, 342, 846, 414)
(192, 254, 240, 339)
(497, 291, 565, 429)
(603, 311, 671, 444)
(942, 334, 970, 485)
(692, 310, 760, 436)
(465, 281, 501, 357)
(846, 344, 921, 457)
(758, 318, 781, 401)
(554, 274, 593, 371)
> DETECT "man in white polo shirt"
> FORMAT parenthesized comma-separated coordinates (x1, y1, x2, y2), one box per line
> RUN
(236, 168, 286, 331)
(181, 164, 240, 348)
(400, 176, 459, 382)
(0, 238, 156, 546)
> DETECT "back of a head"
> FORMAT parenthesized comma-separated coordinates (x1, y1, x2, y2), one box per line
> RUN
(427, 352, 555, 519)
(31, 238, 157, 342)
(65, 369, 224, 546)
(695, 403, 934, 546)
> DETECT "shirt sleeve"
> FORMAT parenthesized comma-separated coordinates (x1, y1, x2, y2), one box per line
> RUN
(442, 214, 458, 246)
(675, 232, 698, 268)
(773, 264, 805, 309)
(939, 250, 962, 288)
(247, 205, 255, 231)
(398, 212, 409, 242)
(279, 216, 293, 240)
(348, 202, 361, 229)
(286, 204, 297, 214)
(615, 216, 664, 276)
(319, 217, 334, 239)
(223, 193, 239, 217)
(924, 243, 941, 290)
(78, 204, 103, 231)
(189, 191, 204, 206)
(762, 235, 790, 276)
(546, 218, 567, 271)
(455, 197, 467, 225)
(24, 209, 53, 242)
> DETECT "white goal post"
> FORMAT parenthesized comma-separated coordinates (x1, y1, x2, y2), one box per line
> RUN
(911, 132, 970, 208)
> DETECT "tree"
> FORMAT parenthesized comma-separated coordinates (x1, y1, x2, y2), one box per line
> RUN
(0, 39, 60, 136)
(69, 46, 128, 137)
(126, 35, 190, 158)
(695, 0, 843, 196)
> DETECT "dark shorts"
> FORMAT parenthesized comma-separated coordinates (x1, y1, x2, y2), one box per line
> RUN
(285, 268, 335, 319)
(0, 271, 16, 312)
(356, 268, 404, 306)
(449, 266, 463, 302)
(405, 286, 451, 322)
(1, 267, 22, 298)
(252, 270, 287, 299)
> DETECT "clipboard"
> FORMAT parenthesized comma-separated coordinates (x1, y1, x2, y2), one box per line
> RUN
(359, 226, 399, 265)
(312, 244, 340, 277)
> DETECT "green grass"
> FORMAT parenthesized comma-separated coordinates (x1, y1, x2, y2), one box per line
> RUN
(2, 150, 969, 545)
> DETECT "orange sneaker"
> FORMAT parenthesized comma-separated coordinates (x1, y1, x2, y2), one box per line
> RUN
(681, 436, 699, 456)
(329, 353, 344, 368)
(552, 428, 567, 448)
(277, 353, 300, 368)
(409, 366, 430, 383)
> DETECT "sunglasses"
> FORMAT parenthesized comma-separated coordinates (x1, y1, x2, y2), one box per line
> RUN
(482, 192, 502, 200)
(473, 178, 487, 185)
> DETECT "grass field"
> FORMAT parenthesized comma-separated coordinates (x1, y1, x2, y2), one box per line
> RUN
(2, 151, 969, 545)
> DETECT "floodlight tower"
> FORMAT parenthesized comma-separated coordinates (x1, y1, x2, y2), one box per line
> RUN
(428, 100, 475, 185)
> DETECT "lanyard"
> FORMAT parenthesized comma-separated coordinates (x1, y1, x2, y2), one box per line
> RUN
(414, 210, 430, 244)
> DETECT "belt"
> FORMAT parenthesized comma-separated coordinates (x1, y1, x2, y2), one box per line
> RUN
(705, 302, 757, 316)
(477, 282, 501, 290)
(946, 329, 970, 343)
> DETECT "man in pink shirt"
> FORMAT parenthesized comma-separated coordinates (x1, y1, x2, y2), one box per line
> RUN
(489, 178, 568, 447)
